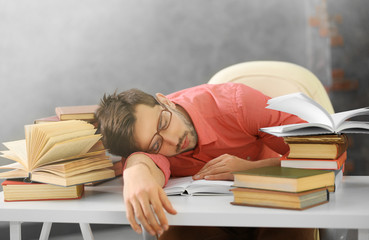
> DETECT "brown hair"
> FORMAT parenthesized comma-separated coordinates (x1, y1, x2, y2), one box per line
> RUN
(95, 89, 159, 157)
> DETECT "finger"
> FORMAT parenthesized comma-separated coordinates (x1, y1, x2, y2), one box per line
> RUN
(204, 172, 234, 181)
(159, 189, 177, 214)
(131, 197, 156, 236)
(125, 201, 143, 234)
(196, 162, 228, 179)
(200, 155, 226, 169)
(140, 201, 164, 236)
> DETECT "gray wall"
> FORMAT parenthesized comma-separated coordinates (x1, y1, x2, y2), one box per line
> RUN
(0, 0, 331, 148)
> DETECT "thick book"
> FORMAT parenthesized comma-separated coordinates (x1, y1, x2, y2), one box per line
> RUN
(232, 166, 335, 193)
(55, 105, 98, 121)
(1, 179, 84, 202)
(259, 92, 369, 137)
(164, 176, 233, 196)
(284, 134, 348, 159)
(231, 187, 329, 210)
(280, 151, 347, 170)
(0, 120, 115, 187)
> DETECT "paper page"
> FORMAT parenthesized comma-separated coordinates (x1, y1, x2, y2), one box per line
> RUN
(164, 177, 233, 196)
(3, 140, 28, 169)
(331, 107, 369, 128)
(35, 129, 97, 162)
(186, 179, 233, 195)
(33, 134, 101, 169)
(0, 162, 25, 169)
(0, 151, 28, 169)
(0, 168, 29, 179)
(267, 92, 333, 127)
(260, 125, 334, 137)
(164, 176, 193, 195)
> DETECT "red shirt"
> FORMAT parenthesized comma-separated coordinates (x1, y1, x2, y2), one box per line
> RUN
(129, 83, 304, 184)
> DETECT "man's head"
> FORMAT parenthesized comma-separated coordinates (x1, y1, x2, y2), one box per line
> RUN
(96, 89, 198, 158)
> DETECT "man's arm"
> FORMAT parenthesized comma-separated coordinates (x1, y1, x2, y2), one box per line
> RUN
(123, 153, 177, 236)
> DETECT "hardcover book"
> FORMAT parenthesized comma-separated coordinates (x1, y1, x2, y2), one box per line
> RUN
(2, 179, 84, 202)
(232, 166, 334, 193)
(231, 187, 329, 210)
(55, 105, 98, 122)
(283, 134, 348, 159)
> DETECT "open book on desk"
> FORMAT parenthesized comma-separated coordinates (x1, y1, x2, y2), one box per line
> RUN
(260, 92, 369, 137)
(164, 176, 233, 196)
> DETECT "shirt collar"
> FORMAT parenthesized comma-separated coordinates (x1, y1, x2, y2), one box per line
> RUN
(172, 100, 217, 147)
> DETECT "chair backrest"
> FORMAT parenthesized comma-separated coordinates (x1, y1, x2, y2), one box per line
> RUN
(208, 61, 334, 114)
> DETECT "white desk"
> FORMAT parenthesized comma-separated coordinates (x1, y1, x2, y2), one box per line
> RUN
(1, 176, 369, 240)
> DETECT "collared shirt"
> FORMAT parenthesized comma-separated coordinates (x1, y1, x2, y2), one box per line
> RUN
(129, 83, 304, 184)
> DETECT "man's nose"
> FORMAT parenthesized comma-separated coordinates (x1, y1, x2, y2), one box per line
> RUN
(160, 130, 178, 146)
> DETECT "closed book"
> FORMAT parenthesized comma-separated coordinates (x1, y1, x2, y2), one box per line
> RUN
(284, 134, 348, 159)
(34, 115, 60, 124)
(231, 187, 329, 210)
(2, 179, 84, 202)
(55, 105, 98, 121)
(280, 151, 347, 170)
(232, 166, 335, 193)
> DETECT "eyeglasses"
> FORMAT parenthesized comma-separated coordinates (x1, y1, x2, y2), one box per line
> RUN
(147, 103, 172, 154)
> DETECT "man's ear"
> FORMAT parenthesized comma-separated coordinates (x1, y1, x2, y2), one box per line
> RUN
(155, 93, 176, 108)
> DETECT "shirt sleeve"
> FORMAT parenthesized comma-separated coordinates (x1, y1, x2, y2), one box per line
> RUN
(234, 84, 307, 155)
(124, 152, 171, 185)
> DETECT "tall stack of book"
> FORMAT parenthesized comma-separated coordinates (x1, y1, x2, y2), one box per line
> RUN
(231, 166, 334, 210)
(0, 120, 115, 201)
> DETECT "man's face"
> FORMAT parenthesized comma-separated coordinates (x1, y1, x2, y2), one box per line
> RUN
(133, 101, 198, 157)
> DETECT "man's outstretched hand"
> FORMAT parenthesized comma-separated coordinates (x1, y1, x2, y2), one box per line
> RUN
(123, 161, 177, 236)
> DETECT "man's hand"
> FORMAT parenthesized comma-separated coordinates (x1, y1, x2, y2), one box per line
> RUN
(123, 155, 177, 236)
(193, 154, 280, 181)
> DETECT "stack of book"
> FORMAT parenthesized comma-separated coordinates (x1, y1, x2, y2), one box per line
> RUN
(231, 166, 334, 210)
(281, 134, 348, 170)
(0, 120, 116, 201)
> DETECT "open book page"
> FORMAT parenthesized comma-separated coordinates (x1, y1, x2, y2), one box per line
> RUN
(0, 168, 29, 179)
(266, 92, 333, 127)
(28, 121, 95, 167)
(2, 140, 28, 170)
(332, 107, 369, 128)
(164, 176, 233, 196)
(32, 134, 101, 169)
(336, 121, 369, 133)
(34, 129, 97, 164)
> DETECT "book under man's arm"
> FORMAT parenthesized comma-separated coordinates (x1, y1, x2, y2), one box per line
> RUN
(123, 153, 177, 236)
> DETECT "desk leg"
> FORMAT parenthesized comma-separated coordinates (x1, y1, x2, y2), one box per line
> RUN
(358, 229, 369, 240)
(142, 229, 158, 240)
(9, 221, 22, 240)
(39, 222, 52, 240)
(79, 223, 94, 240)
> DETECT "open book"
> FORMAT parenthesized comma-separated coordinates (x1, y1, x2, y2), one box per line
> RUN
(260, 92, 369, 137)
(0, 120, 115, 187)
(164, 176, 233, 196)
